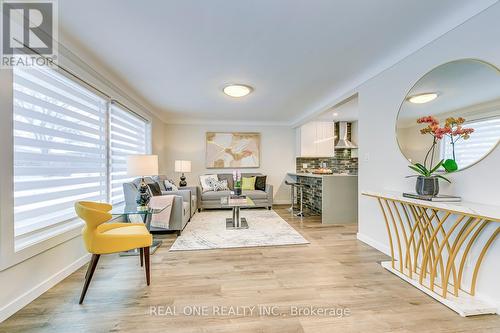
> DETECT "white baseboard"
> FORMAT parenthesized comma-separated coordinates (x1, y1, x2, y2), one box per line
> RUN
(0, 253, 90, 323)
(356, 232, 391, 257)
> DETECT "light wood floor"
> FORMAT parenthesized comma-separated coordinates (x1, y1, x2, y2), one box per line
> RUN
(2, 206, 500, 333)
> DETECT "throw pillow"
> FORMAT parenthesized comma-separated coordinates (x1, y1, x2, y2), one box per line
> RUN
(217, 174, 234, 190)
(147, 183, 162, 196)
(255, 175, 267, 191)
(132, 178, 143, 188)
(199, 174, 218, 192)
(211, 179, 229, 191)
(241, 176, 256, 190)
(151, 176, 167, 191)
(155, 181, 166, 192)
(164, 180, 178, 191)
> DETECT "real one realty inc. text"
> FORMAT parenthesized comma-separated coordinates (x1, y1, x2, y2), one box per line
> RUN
(149, 305, 351, 318)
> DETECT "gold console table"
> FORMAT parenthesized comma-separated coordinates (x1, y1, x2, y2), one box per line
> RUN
(363, 191, 500, 316)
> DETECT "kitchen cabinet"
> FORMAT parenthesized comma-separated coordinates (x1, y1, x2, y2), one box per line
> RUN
(297, 121, 334, 157)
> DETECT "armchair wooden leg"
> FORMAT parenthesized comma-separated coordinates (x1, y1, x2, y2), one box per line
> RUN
(140, 248, 144, 267)
(79, 254, 100, 304)
(144, 247, 150, 286)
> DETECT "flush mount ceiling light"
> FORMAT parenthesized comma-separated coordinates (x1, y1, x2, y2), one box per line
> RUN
(223, 84, 253, 98)
(332, 112, 339, 116)
(408, 92, 438, 104)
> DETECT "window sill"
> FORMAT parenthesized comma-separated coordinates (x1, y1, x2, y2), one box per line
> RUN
(0, 219, 84, 272)
(15, 219, 84, 252)
(0, 213, 129, 271)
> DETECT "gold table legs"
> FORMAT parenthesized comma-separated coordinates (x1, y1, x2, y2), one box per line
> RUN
(373, 197, 499, 316)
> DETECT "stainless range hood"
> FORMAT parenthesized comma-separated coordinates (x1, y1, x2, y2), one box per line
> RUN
(335, 121, 357, 149)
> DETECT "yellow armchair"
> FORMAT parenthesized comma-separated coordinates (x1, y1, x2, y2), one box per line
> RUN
(75, 201, 153, 304)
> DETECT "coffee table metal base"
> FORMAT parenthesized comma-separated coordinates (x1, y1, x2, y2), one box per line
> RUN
(223, 200, 253, 229)
(226, 217, 249, 229)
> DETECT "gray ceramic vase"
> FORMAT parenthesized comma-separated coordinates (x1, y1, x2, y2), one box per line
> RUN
(415, 176, 439, 196)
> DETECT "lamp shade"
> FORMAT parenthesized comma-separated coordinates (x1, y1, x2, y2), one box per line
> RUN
(174, 160, 191, 173)
(127, 155, 158, 177)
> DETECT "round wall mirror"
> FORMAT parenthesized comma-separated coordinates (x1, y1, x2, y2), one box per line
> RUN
(396, 59, 500, 172)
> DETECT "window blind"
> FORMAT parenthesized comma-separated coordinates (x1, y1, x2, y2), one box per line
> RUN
(109, 104, 149, 204)
(441, 117, 500, 168)
(13, 67, 108, 238)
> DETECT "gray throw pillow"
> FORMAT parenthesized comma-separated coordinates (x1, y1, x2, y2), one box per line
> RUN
(155, 181, 166, 192)
(147, 183, 162, 196)
(164, 180, 179, 191)
(217, 174, 234, 190)
(210, 179, 229, 191)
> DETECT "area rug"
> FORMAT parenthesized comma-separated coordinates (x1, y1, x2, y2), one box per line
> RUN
(169, 209, 309, 251)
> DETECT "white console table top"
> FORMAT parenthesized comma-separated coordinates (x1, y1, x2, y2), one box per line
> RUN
(362, 190, 500, 222)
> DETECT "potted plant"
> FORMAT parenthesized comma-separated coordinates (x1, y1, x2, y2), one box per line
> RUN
(407, 116, 472, 196)
(233, 170, 242, 196)
(408, 160, 450, 196)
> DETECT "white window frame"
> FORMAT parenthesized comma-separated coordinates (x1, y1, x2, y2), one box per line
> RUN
(0, 67, 152, 271)
(439, 116, 500, 168)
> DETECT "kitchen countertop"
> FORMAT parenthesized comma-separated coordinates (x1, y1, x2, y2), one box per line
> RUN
(287, 172, 358, 178)
(285, 172, 358, 225)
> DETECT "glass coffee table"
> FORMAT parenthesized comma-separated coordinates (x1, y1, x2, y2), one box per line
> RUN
(111, 204, 171, 255)
(220, 196, 255, 229)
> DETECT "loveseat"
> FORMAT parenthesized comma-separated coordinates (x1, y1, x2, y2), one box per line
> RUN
(197, 173, 273, 211)
(123, 176, 197, 234)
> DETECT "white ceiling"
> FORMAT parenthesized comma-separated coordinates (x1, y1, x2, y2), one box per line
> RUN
(316, 94, 359, 122)
(58, 0, 498, 124)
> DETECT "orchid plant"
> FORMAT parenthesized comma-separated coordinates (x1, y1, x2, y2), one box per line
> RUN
(440, 117, 474, 171)
(408, 116, 474, 181)
(233, 170, 242, 188)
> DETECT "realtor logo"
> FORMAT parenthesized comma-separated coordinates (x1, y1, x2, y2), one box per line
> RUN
(1, 0, 58, 67)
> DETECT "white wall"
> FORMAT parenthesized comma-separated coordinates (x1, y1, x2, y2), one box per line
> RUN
(397, 124, 438, 164)
(0, 37, 167, 322)
(151, 119, 168, 174)
(163, 124, 295, 204)
(357, 3, 500, 307)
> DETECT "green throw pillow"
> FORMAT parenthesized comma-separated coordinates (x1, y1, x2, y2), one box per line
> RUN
(241, 176, 256, 190)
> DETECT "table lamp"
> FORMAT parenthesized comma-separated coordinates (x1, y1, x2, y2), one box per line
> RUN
(174, 160, 191, 187)
(127, 155, 159, 208)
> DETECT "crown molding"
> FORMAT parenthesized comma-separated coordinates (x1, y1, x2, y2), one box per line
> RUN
(163, 117, 291, 127)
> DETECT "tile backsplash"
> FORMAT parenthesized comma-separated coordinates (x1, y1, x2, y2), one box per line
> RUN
(296, 175, 323, 214)
(296, 155, 358, 174)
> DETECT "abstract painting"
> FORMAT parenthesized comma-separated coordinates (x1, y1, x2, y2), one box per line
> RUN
(206, 132, 260, 168)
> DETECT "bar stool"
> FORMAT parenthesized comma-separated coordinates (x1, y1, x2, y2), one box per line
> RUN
(285, 180, 297, 213)
(285, 180, 308, 217)
(294, 183, 307, 217)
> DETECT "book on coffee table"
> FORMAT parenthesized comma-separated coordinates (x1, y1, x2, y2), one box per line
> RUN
(403, 192, 461, 202)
